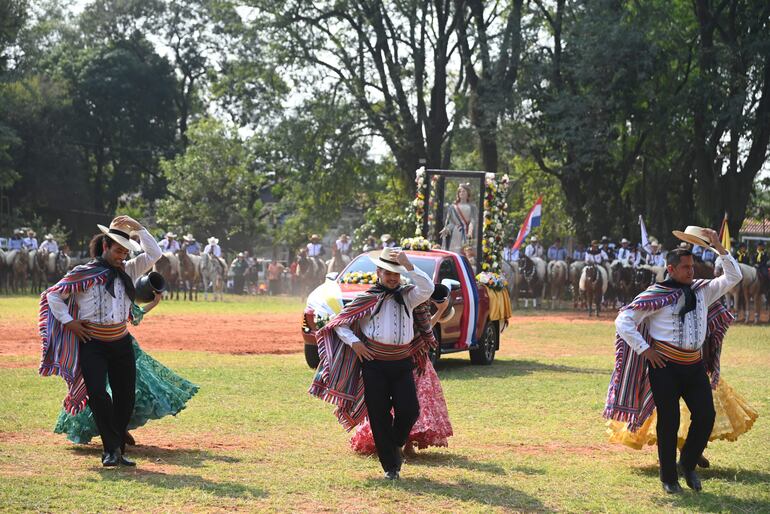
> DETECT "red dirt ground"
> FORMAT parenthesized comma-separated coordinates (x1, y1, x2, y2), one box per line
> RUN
(0, 311, 609, 359)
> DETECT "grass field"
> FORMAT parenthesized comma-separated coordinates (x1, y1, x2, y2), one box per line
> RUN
(1, 296, 768, 512)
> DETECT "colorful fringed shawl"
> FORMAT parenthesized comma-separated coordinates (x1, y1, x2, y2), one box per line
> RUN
(38, 261, 131, 415)
(603, 280, 733, 431)
(309, 285, 437, 431)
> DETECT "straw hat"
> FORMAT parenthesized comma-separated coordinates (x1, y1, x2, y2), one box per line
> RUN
(620, 238, 629, 244)
(183, 233, 195, 242)
(97, 218, 141, 252)
(672, 226, 711, 248)
(369, 248, 409, 274)
(381, 233, 393, 243)
(207, 236, 219, 245)
(310, 234, 321, 242)
(44, 233, 54, 240)
(165, 231, 177, 239)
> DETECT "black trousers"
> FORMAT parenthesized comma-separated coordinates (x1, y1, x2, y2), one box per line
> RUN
(361, 357, 420, 473)
(79, 334, 136, 453)
(648, 361, 715, 483)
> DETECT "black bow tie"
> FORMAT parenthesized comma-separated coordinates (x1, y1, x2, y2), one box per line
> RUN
(94, 257, 136, 302)
(369, 282, 409, 318)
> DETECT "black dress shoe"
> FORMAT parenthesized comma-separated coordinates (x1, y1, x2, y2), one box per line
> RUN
(119, 454, 136, 467)
(661, 481, 683, 494)
(678, 462, 703, 491)
(102, 450, 120, 467)
(697, 455, 710, 468)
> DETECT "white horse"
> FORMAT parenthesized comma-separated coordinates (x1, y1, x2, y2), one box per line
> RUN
(4, 249, 28, 293)
(569, 260, 587, 309)
(501, 260, 520, 308)
(546, 260, 569, 310)
(579, 263, 608, 317)
(716, 261, 761, 323)
(199, 252, 226, 301)
(519, 256, 546, 308)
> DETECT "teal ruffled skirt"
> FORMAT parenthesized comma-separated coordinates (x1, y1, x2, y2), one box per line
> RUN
(54, 340, 199, 444)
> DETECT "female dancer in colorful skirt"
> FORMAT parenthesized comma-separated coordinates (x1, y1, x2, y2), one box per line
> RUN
(350, 292, 453, 457)
(606, 377, 758, 466)
(54, 292, 198, 445)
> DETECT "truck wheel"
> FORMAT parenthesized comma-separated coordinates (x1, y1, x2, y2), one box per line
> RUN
(305, 344, 321, 369)
(469, 320, 498, 365)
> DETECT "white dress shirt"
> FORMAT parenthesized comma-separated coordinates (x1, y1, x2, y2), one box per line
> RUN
(335, 268, 434, 346)
(524, 244, 542, 258)
(336, 240, 352, 254)
(23, 237, 38, 250)
(615, 254, 742, 355)
(616, 247, 631, 262)
(646, 252, 665, 267)
(585, 250, 608, 264)
(307, 242, 324, 257)
(39, 240, 59, 253)
(47, 230, 162, 325)
(203, 244, 222, 257)
(159, 238, 180, 253)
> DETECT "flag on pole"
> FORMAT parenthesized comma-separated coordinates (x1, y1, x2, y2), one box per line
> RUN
(512, 196, 543, 251)
(639, 214, 652, 254)
(719, 213, 731, 252)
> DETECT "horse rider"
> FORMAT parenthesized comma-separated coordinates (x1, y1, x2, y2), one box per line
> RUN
(642, 240, 664, 267)
(39, 234, 59, 254)
(8, 229, 24, 250)
(616, 238, 633, 263)
(690, 241, 704, 261)
(547, 238, 568, 261)
(183, 234, 201, 255)
(363, 235, 379, 253)
(585, 240, 608, 265)
(733, 242, 749, 264)
(381, 234, 396, 249)
(230, 252, 249, 295)
(307, 234, 326, 258)
(159, 232, 180, 254)
(701, 245, 717, 266)
(503, 238, 519, 262)
(600, 236, 615, 261)
(204, 236, 225, 273)
(572, 242, 586, 262)
(524, 236, 544, 259)
(336, 234, 352, 257)
(754, 241, 768, 285)
(23, 229, 38, 250)
(626, 242, 643, 268)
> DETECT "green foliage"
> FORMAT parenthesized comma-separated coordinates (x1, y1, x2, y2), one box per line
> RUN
(156, 117, 264, 248)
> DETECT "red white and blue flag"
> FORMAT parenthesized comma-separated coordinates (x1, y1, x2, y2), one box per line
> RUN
(512, 196, 543, 251)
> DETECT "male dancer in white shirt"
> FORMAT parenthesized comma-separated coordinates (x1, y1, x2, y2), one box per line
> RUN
(310, 248, 434, 480)
(41, 216, 162, 467)
(609, 228, 741, 493)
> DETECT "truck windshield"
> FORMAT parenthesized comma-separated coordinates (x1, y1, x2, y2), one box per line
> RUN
(341, 255, 436, 280)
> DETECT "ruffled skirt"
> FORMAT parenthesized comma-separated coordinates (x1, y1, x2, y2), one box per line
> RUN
(54, 340, 199, 444)
(350, 360, 453, 454)
(607, 378, 758, 450)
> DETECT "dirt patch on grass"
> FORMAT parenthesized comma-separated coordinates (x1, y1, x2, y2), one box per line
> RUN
(0, 313, 304, 358)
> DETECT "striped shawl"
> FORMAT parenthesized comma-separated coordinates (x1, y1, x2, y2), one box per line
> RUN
(308, 285, 437, 431)
(603, 280, 733, 431)
(38, 261, 126, 415)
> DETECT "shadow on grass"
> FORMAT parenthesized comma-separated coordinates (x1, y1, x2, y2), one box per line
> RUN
(405, 451, 541, 476)
(651, 490, 770, 513)
(435, 357, 606, 379)
(69, 444, 240, 468)
(368, 476, 552, 512)
(96, 467, 267, 499)
(633, 463, 770, 485)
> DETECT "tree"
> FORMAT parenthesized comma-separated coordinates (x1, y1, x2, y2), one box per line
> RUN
(0, 0, 27, 190)
(156, 117, 264, 248)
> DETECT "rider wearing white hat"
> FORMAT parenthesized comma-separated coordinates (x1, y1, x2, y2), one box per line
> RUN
(159, 231, 180, 254)
(524, 236, 543, 259)
(182, 234, 200, 255)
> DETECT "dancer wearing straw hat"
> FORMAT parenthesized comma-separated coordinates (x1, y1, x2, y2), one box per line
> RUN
(604, 227, 742, 493)
(40, 216, 163, 467)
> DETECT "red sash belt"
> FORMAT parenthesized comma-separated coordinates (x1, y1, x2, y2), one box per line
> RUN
(365, 338, 415, 361)
(654, 340, 702, 364)
(83, 321, 129, 342)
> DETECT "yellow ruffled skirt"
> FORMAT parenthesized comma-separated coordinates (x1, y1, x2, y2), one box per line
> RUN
(607, 378, 758, 450)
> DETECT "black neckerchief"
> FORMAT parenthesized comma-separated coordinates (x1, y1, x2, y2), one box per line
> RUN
(93, 257, 136, 302)
(369, 282, 409, 318)
(659, 278, 696, 320)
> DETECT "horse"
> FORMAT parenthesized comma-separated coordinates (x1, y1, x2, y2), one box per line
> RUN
(4, 249, 28, 293)
(519, 255, 546, 308)
(546, 260, 568, 309)
(569, 260, 587, 309)
(326, 245, 351, 274)
(296, 250, 326, 296)
(54, 252, 71, 280)
(177, 246, 201, 301)
(631, 266, 655, 297)
(154, 252, 181, 300)
(29, 249, 49, 293)
(693, 260, 714, 279)
(610, 261, 634, 307)
(199, 252, 226, 301)
(501, 260, 520, 308)
(579, 263, 607, 317)
(716, 261, 763, 323)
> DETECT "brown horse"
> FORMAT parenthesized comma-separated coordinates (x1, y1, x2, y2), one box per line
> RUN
(546, 260, 568, 309)
(5, 249, 28, 293)
(29, 249, 49, 293)
(610, 262, 634, 307)
(154, 252, 180, 300)
(580, 263, 606, 317)
(296, 249, 326, 296)
(177, 245, 201, 301)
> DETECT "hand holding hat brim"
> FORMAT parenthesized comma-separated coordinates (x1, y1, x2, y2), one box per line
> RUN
(672, 226, 711, 248)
